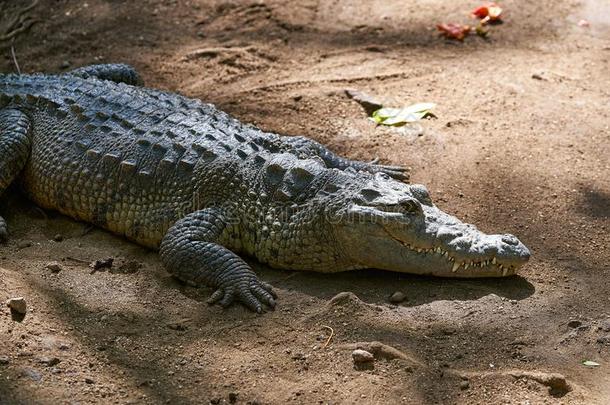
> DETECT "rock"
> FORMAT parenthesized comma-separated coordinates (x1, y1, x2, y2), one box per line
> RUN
(89, 257, 113, 272)
(599, 319, 610, 332)
(85, 377, 95, 384)
(531, 73, 546, 81)
(389, 291, 407, 304)
(352, 349, 374, 364)
(228, 392, 238, 403)
(6, 297, 27, 314)
(0, 356, 9, 365)
(567, 320, 582, 328)
(53, 234, 64, 242)
(328, 291, 365, 307)
(60, 60, 72, 69)
(46, 261, 63, 273)
(17, 241, 32, 249)
(459, 380, 470, 390)
(38, 356, 60, 366)
(344, 89, 383, 115)
(21, 368, 42, 382)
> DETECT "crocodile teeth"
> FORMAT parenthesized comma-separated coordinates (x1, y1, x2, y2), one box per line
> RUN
(452, 262, 460, 272)
(502, 267, 508, 276)
(435, 247, 441, 253)
(464, 263, 470, 270)
(443, 252, 449, 258)
(492, 257, 497, 264)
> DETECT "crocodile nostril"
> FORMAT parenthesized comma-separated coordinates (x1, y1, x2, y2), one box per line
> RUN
(501, 234, 519, 245)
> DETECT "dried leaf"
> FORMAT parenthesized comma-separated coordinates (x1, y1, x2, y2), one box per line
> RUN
(371, 103, 436, 126)
(436, 23, 471, 40)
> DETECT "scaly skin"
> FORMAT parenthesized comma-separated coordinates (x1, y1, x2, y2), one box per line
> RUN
(0, 64, 530, 312)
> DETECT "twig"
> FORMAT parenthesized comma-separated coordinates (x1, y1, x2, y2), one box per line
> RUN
(10, 44, 20, 74)
(0, 0, 39, 43)
(321, 325, 334, 348)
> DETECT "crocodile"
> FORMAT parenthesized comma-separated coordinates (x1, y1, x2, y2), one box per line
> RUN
(0, 64, 530, 312)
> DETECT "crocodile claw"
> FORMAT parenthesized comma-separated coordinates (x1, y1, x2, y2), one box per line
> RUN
(207, 279, 277, 313)
(0, 217, 8, 243)
(371, 164, 410, 182)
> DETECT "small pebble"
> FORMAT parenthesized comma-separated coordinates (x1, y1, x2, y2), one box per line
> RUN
(460, 380, 470, 390)
(46, 261, 63, 273)
(85, 377, 95, 384)
(60, 60, 72, 69)
(389, 291, 407, 304)
(352, 349, 374, 363)
(0, 356, 9, 365)
(228, 392, 238, 403)
(21, 368, 42, 382)
(53, 234, 64, 242)
(7, 297, 27, 314)
(38, 356, 60, 367)
(599, 319, 610, 332)
(89, 257, 113, 272)
(17, 241, 32, 249)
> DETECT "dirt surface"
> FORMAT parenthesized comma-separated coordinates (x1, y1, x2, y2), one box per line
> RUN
(1, 0, 609, 404)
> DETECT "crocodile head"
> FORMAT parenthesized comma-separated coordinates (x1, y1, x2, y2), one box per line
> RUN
(329, 172, 530, 277)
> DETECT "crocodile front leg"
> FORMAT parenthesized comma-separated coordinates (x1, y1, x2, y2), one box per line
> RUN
(0, 108, 32, 242)
(160, 209, 277, 313)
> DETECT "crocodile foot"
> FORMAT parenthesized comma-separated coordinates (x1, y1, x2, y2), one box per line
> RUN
(0, 216, 7, 242)
(207, 278, 277, 313)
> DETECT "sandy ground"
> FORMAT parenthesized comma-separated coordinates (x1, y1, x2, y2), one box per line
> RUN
(0, 0, 609, 404)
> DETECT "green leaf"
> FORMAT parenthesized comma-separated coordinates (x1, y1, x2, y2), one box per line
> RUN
(582, 360, 600, 367)
(371, 103, 436, 126)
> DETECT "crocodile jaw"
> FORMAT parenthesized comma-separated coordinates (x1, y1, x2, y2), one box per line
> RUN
(334, 201, 530, 278)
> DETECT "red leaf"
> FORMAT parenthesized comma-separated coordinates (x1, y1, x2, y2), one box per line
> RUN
(472, 3, 503, 22)
(436, 23, 471, 40)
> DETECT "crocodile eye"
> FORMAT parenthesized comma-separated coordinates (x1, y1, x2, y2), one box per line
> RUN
(360, 188, 381, 202)
(401, 200, 419, 213)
